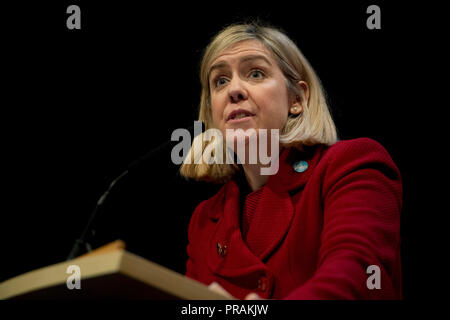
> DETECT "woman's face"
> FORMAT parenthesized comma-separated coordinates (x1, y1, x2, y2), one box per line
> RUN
(208, 40, 294, 139)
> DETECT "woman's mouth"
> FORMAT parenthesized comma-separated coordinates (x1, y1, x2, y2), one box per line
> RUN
(226, 109, 255, 123)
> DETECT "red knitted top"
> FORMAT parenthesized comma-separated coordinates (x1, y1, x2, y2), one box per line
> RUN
(241, 188, 264, 248)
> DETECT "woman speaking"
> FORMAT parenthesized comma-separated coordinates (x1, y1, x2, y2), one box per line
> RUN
(180, 22, 402, 300)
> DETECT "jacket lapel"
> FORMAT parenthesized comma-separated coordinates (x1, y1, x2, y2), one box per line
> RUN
(207, 145, 325, 277)
(207, 180, 266, 277)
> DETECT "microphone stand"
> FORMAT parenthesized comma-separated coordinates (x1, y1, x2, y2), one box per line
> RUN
(66, 169, 129, 260)
(66, 123, 200, 260)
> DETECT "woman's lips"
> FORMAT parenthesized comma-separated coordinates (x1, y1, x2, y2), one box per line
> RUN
(226, 109, 255, 123)
(227, 115, 254, 124)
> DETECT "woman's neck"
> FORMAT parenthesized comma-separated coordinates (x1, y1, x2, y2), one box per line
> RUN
(241, 163, 270, 192)
(238, 141, 283, 192)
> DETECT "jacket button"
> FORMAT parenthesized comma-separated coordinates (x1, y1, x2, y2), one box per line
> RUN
(293, 160, 308, 173)
(257, 277, 267, 292)
(217, 242, 227, 257)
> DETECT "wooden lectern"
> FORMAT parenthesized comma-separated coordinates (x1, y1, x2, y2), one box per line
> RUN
(0, 241, 231, 300)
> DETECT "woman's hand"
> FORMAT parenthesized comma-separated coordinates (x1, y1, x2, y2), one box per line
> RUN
(208, 281, 263, 300)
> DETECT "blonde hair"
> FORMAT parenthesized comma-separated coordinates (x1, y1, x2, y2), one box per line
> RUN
(180, 21, 338, 183)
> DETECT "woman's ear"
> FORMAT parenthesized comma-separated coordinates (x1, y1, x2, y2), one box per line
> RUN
(289, 81, 309, 115)
(298, 80, 310, 104)
(289, 95, 303, 115)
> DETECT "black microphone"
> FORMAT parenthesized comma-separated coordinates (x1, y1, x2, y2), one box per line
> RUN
(66, 124, 202, 260)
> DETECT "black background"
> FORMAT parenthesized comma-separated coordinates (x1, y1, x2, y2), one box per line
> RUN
(1, 0, 440, 303)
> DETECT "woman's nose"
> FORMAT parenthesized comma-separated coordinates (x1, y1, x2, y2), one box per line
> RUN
(228, 77, 248, 103)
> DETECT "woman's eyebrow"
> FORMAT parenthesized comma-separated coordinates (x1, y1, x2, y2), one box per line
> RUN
(209, 62, 228, 78)
(209, 54, 273, 78)
(239, 54, 273, 67)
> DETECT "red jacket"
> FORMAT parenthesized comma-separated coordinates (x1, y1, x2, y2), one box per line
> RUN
(186, 138, 402, 299)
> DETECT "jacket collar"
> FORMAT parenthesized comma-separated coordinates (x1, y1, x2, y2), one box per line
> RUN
(266, 144, 325, 193)
(207, 145, 326, 278)
(207, 145, 325, 221)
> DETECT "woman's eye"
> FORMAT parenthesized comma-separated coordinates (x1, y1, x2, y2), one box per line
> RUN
(214, 77, 228, 87)
(249, 70, 264, 79)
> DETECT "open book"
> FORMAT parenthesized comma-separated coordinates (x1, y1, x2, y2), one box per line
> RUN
(0, 240, 232, 299)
